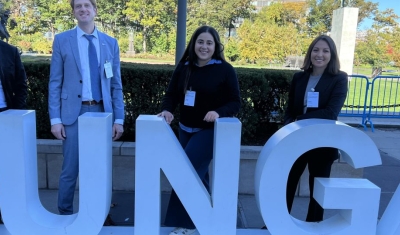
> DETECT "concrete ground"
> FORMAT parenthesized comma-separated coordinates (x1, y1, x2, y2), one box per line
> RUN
(34, 117, 400, 232)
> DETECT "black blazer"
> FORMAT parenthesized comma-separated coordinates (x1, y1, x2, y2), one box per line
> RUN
(0, 40, 27, 109)
(284, 70, 348, 125)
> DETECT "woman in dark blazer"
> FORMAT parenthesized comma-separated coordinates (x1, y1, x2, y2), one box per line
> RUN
(284, 35, 348, 222)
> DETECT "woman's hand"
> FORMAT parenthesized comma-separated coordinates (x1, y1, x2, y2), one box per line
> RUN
(157, 110, 174, 124)
(203, 111, 219, 122)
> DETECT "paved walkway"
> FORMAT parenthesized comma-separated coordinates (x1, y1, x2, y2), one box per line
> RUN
(35, 117, 400, 231)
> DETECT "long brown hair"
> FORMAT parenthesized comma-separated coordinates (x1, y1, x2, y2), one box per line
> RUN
(301, 35, 341, 75)
(180, 26, 225, 94)
(179, 25, 225, 64)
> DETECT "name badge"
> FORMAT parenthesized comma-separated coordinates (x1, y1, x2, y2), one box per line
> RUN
(307, 92, 319, 108)
(104, 61, 113, 79)
(184, 90, 196, 107)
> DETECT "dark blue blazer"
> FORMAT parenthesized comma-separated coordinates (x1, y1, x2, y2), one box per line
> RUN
(284, 70, 348, 125)
(0, 40, 27, 109)
(283, 69, 348, 160)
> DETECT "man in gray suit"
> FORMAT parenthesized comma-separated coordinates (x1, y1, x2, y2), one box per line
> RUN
(48, 0, 124, 215)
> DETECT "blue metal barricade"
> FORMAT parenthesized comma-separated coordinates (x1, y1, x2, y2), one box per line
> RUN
(340, 75, 371, 130)
(366, 75, 400, 131)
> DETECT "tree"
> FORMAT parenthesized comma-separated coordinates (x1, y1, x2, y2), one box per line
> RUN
(236, 2, 309, 64)
(124, 0, 176, 53)
(97, 0, 130, 37)
(225, 37, 240, 61)
(355, 31, 390, 67)
(236, 20, 264, 63)
(372, 9, 400, 67)
(281, 1, 308, 29)
(215, 0, 254, 38)
(0, 0, 12, 11)
(306, 0, 378, 36)
(256, 2, 286, 26)
(186, 0, 254, 39)
(237, 16, 301, 64)
(35, 0, 74, 35)
(256, 1, 307, 28)
(10, 0, 41, 35)
(151, 28, 176, 55)
(372, 8, 399, 29)
(387, 26, 400, 67)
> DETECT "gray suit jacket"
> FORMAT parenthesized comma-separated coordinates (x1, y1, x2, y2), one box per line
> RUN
(48, 27, 124, 125)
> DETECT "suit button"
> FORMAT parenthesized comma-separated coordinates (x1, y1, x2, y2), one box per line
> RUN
(78, 95, 81, 98)
(79, 80, 82, 83)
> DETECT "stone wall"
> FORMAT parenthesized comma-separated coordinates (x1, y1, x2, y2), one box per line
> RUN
(36, 140, 362, 196)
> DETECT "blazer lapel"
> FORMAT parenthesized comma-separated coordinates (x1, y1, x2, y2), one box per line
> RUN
(70, 28, 83, 76)
(314, 72, 331, 93)
(294, 72, 310, 115)
(297, 72, 310, 95)
(98, 32, 106, 79)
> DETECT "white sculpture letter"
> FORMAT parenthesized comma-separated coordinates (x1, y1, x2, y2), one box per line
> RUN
(135, 115, 242, 235)
(255, 119, 382, 235)
(0, 110, 112, 234)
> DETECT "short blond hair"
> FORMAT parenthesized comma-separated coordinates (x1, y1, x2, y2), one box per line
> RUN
(70, 0, 97, 10)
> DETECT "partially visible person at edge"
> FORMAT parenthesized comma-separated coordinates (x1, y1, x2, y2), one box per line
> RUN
(0, 39, 28, 224)
(48, 0, 124, 224)
(283, 35, 348, 223)
(158, 25, 241, 235)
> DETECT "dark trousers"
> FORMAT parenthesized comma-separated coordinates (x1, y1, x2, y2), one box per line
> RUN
(286, 148, 337, 222)
(164, 128, 214, 229)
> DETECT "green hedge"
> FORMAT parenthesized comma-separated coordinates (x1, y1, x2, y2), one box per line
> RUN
(25, 62, 295, 145)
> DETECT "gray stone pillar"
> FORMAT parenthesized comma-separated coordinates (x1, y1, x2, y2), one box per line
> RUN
(330, 7, 359, 75)
(126, 30, 135, 56)
(175, 0, 187, 65)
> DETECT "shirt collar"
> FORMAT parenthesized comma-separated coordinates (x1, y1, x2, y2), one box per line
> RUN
(185, 59, 222, 66)
(76, 26, 99, 39)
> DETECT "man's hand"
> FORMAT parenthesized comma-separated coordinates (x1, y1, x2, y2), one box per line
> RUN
(112, 123, 124, 141)
(157, 110, 174, 124)
(203, 111, 219, 122)
(51, 123, 66, 140)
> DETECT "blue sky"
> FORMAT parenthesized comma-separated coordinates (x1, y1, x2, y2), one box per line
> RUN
(358, 0, 400, 30)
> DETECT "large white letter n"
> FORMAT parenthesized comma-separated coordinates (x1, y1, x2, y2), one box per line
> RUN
(135, 115, 242, 235)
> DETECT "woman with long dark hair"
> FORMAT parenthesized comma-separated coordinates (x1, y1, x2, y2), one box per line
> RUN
(158, 25, 241, 235)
